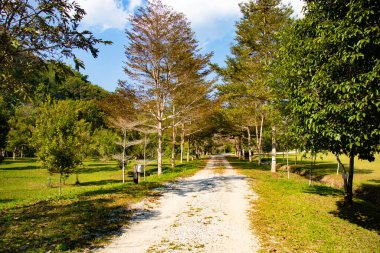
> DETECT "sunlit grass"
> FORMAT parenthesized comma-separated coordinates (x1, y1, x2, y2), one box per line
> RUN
(0, 157, 206, 252)
(228, 156, 380, 253)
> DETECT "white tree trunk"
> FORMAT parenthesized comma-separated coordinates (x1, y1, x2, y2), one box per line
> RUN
(187, 136, 190, 162)
(247, 127, 252, 162)
(271, 125, 277, 173)
(144, 133, 147, 181)
(171, 105, 176, 169)
(157, 120, 163, 175)
(240, 135, 245, 160)
(122, 129, 126, 183)
(180, 124, 185, 163)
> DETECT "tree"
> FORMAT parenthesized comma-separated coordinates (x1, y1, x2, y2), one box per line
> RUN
(123, 0, 212, 175)
(33, 100, 91, 194)
(275, 0, 380, 204)
(0, 0, 111, 99)
(6, 105, 35, 159)
(215, 0, 292, 166)
(90, 128, 120, 161)
(101, 90, 146, 183)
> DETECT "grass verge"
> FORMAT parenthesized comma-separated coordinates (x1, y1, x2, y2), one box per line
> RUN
(0, 158, 206, 252)
(228, 157, 380, 253)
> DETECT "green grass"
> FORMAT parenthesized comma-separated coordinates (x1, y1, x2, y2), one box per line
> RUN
(228, 156, 380, 253)
(0, 157, 206, 252)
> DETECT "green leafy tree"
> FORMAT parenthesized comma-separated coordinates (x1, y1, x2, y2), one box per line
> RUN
(33, 100, 91, 194)
(6, 105, 35, 159)
(0, 0, 111, 99)
(275, 0, 380, 204)
(90, 128, 120, 160)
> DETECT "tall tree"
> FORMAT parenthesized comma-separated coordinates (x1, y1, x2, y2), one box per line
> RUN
(123, 0, 212, 175)
(275, 0, 380, 204)
(215, 0, 292, 167)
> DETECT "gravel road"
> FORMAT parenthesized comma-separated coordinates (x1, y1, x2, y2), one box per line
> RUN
(96, 155, 260, 253)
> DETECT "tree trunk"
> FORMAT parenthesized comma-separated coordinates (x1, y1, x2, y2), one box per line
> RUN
(157, 120, 163, 175)
(287, 148, 290, 179)
(234, 137, 238, 157)
(143, 133, 147, 181)
(258, 114, 264, 165)
(237, 136, 242, 159)
(255, 122, 260, 164)
(247, 127, 252, 162)
(335, 154, 350, 205)
(180, 124, 185, 163)
(13, 148, 16, 160)
(122, 129, 126, 184)
(346, 153, 355, 205)
(240, 135, 245, 160)
(271, 125, 276, 173)
(187, 136, 190, 162)
(195, 141, 199, 159)
(171, 105, 176, 169)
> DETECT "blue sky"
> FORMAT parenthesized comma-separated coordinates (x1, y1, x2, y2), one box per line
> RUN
(73, 0, 305, 91)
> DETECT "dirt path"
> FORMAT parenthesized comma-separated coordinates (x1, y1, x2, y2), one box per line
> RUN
(96, 155, 260, 253)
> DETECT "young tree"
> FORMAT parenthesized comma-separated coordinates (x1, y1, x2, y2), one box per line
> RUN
(123, 0, 212, 175)
(33, 100, 91, 194)
(101, 90, 146, 183)
(275, 0, 380, 204)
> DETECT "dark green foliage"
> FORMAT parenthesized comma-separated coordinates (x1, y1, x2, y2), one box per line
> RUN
(6, 105, 35, 157)
(0, 0, 111, 99)
(33, 63, 108, 102)
(275, 0, 380, 203)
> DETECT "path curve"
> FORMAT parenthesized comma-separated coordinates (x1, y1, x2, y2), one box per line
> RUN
(96, 155, 260, 253)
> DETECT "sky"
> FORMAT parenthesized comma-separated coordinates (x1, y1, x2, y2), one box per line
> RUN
(73, 0, 305, 91)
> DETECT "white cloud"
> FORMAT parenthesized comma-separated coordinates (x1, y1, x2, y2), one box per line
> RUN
(161, 0, 305, 47)
(76, 0, 135, 31)
(162, 0, 244, 27)
(128, 0, 143, 12)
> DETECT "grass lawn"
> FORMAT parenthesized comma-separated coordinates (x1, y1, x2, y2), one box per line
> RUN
(0, 157, 206, 252)
(228, 154, 380, 253)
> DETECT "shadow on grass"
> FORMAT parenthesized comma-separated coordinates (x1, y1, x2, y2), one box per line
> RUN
(0, 199, 129, 252)
(0, 158, 37, 165)
(0, 181, 165, 253)
(330, 199, 380, 234)
(226, 157, 270, 172)
(0, 165, 38, 171)
(79, 181, 163, 198)
(79, 165, 119, 174)
(355, 183, 380, 208)
(303, 185, 343, 196)
(78, 179, 123, 186)
(0, 199, 14, 204)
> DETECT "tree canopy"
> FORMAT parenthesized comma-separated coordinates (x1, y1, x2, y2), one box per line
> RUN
(0, 0, 111, 98)
(274, 0, 380, 204)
